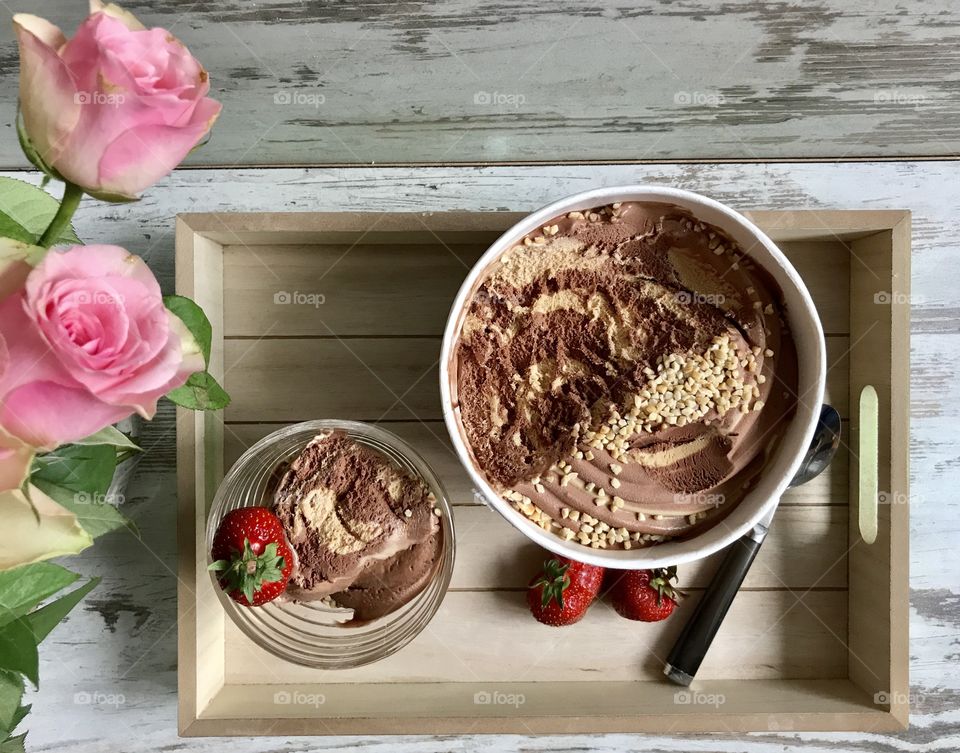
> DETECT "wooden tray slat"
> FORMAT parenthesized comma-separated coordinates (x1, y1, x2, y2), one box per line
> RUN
(224, 590, 847, 685)
(446, 504, 848, 590)
(223, 336, 851, 421)
(220, 239, 851, 337)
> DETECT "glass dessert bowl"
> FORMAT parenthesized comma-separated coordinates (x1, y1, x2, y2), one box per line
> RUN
(206, 419, 455, 669)
(441, 185, 825, 569)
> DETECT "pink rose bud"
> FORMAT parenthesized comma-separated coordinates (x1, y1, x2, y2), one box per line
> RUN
(14, 1, 221, 200)
(0, 244, 204, 448)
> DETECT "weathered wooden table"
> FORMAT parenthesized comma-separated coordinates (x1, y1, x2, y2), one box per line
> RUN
(3, 2, 958, 751)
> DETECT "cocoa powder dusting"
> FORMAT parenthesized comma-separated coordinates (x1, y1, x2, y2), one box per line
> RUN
(451, 201, 799, 551)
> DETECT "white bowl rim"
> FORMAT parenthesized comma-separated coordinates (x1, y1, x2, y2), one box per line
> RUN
(439, 184, 827, 569)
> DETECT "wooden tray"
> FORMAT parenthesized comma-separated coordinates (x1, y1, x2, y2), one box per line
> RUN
(176, 209, 910, 735)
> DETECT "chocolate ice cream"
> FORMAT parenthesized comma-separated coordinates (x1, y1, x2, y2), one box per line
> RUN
(273, 431, 443, 622)
(450, 201, 798, 550)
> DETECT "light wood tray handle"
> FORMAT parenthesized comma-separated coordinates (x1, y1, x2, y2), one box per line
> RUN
(858, 385, 880, 544)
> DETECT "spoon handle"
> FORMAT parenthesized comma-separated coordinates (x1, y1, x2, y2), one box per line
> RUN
(663, 529, 765, 686)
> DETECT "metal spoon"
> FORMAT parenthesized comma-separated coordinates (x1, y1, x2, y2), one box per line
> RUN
(664, 404, 842, 686)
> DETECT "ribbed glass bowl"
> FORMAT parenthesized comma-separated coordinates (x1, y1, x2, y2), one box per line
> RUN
(205, 420, 455, 669)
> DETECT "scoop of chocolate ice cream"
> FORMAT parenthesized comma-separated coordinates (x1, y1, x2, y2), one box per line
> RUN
(450, 202, 798, 551)
(273, 430, 442, 622)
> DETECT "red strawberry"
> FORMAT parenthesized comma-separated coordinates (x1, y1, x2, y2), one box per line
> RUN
(560, 556, 605, 597)
(527, 557, 604, 626)
(208, 507, 293, 606)
(611, 567, 683, 622)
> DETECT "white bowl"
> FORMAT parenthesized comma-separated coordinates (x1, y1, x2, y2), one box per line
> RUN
(440, 185, 826, 569)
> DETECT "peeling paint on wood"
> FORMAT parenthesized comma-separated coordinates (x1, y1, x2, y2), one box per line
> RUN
(1, 1, 960, 164)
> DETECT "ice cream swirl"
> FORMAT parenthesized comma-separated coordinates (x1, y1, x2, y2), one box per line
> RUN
(451, 202, 798, 550)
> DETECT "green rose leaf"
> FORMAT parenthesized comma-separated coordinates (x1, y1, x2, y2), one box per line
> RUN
(72, 426, 141, 454)
(30, 445, 133, 540)
(164, 295, 212, 367)
(0, 732, 26, 753)
(26, 577, 100, 644)
(0, 563, 78, 629)
(0, 621, 37, 687)
(9, 704, 29, 733)
(31, 445, 116, 497)
(167, 371, 230, 411)
(0, 176, 80, 247)
(0, 671, 22, 733)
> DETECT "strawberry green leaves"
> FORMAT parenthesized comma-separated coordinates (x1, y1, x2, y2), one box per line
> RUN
(209, 539, 286, 605)
(530, 558, 571, 609)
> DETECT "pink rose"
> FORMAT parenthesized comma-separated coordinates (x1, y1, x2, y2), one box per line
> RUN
(0, 244, 204, 448)
(14, 1, 221, 200)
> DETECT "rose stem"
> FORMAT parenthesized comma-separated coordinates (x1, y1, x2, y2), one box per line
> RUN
(37, 182, 83, 248)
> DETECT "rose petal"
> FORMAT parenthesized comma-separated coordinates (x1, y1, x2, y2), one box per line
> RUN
(0, 331, 7, 383)
(34, 277, 134, 374)
(65, 282, 166, 381)
(3, 242, 206, 443)
(25, 245, 161, 302)
(95, 96, 220, 197)
(45, 7, 219, 197)
(13, 14, 82, 169)
(15, 14, 67, 49)
(102, 309, 204, 414)
(98, 43, 198, 125)
(52, 13, 135, 189)
(1, 380, 134, 448)
(57, 12, 112, 93)
(0, 484, 93, 571)
(59, 16, 198, 170)
(24, 247, 174, 397)
(0, 294, 77, 417)
(0, 428, 33, 492)
(0, 238, 44, 301)
(89, 0, 146, 31)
